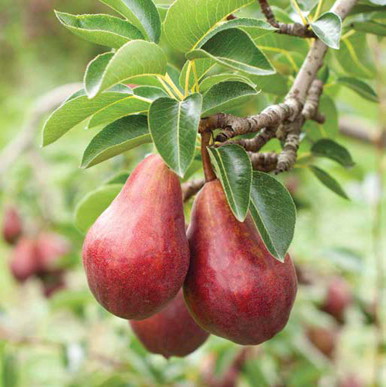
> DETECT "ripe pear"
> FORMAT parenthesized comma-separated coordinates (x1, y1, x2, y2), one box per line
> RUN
(36, 232, 71, 272)
(9, 238, 39, 282)
(129, 290, 209, 358)
(82, 154, 190, 320)
(320, 277, 351, 324)
(184, 179, 297, 345)
(306, 325, 337, 359)
(2, 206, 22, 245)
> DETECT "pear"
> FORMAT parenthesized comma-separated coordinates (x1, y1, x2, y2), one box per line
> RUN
(9, 238, 39, 282)
(82, 154, 190, 320)
(184, 179, 297, 345)
(320, 277, 351, 324)
(2, 206, 22, 245)
(130, 289, 209, 358)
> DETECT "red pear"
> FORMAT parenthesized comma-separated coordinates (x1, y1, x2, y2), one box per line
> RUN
(82, 154, 190, 320)
(2, 206, 22, 245)
(320, 277, 351, 324)
(38, 269, 66, 298)
(36, 232, 71, 272)
(184, 180, 297, 345)
(129, 290, 209, 358)
(9, 238, 39, 282)
(306, 325, 338, 359)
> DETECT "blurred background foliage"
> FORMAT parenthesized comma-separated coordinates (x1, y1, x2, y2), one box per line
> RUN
(0, 0, 385, 386)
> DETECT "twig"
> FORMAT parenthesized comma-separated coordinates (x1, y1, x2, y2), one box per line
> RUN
(339, 118, 386, 147)
(224, 127, 276, 152)
(181, 179, 205, 201)
(0, 83, 82, 180)
(257, 0, 316, 38)
(249, 152, 278, 172)
(302, 79, 324, 120)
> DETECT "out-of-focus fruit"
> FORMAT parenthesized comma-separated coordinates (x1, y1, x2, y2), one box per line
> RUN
(2, 206, 22, 245)
(320, 278, 352, 324)
(9, 238, 39, 282)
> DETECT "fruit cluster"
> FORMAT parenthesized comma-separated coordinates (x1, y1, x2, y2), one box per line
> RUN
(2, 206, 70, 298)
(82, 154, 298, 358)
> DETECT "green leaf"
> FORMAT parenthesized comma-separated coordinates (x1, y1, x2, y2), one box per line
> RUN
(334, 33, 374, 78)
(309, 165, 349, 200)
(197, 18, 276, 47)
(311, 12, 342, 49)
(247, 73, 289, 95)
(104, 171, 130, 185)
(179, 58, 216, 90)
(338, 77, 379, 102)
(368, 0, 386, 5)
(74, 184, 123, 232)
(164, 0, 254, 52)
(208, 144, 252, 221)
(186, 28, 275, 76)
(84, 40, 167, 98)
(249, 171, 296, 262)
(199, 73, 255, 92)
(149, 94, 202, 177)
(351, 21, 386, 36)
(319, 95, 338, 137)
(55, 12, 143, 48)
(99, 0, 161, 42)
(42, 85, 132, 146)
(87, 86, 166, 128)
(202, 81, 259, 116)
(296, 0, 318, 12)
(82, 115, 151, 168)
(311, 139, 355, 168)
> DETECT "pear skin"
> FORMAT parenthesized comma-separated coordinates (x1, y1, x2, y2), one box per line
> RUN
(184, 180, 297, 345)
(82, 154, 190, 320)
(130, 290, 209, 358)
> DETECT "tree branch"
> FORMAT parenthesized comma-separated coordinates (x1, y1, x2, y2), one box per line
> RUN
(182, 179, 205, 201)
(199, 0, 357, 173)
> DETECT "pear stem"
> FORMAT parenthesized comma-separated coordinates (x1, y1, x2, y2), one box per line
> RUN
(200, 132, 216, 182)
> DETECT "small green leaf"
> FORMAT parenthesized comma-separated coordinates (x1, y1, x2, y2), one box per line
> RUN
(87, 86, 166, 129)
(247, 73, 289, 95)
(319, 95, 338, 137)
(164, 0, 254, 52)
(368, 0, 386, 5)
(74, 184, 123, 232)
(311, 139, 355, 168)
(42, 85, 132, 146)
(186, 28, 275, 76)
(99, 0, 161, 42)
(55, 12, 143, 48)
(84, 40, 167, 98)
(296, 0, 318, 12)
(202, 81, 259, 116)
(311, 12, 342, 49)
(199, 73, 255, 92)
(309, 165, 349, 200)
(249, 171, 296, 262)
(149, 94, 202, 177)
(338, 77, 378, 102)
(82, 115, 151, 168)
(208, 144, 252, 221)
(351, 21, 386, 36)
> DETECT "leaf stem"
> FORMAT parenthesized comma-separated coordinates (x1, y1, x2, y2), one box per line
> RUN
(164, 73, 184, 100)
(191, 61, 199, 92)
(185, 61, 192, 97)
(200, 132, 216, 182)
(290, 0, 308, 25)
(157, 76, 177, 99)
(313, 0, 324, 21)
